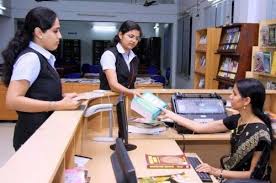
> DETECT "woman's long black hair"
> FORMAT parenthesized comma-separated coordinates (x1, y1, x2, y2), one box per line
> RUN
(112, 20, 143, 46)
(236, 78, 274, 148)
(1, 7, 57, 87)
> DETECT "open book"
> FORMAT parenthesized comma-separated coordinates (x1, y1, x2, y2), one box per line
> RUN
(131, 92, 168, 120)
(146, 154, 190, 169)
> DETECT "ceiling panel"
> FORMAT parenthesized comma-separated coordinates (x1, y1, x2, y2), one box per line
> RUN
(62, 0, 175, 4)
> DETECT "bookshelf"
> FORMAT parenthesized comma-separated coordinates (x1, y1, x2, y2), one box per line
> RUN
(246, 19, 276, 89)
(55, 39, 81, 75)
(93, 40, 111, 65)
(215, 23, 259, 89)
(193, 28, 221, 89)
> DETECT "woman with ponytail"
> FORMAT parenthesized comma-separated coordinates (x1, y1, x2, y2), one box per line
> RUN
(159, 78, 272, 182)
(2, 7, 80, 151)
(99, 20, 142, 96)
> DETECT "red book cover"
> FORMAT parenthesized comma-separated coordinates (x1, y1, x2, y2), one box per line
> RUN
(145, 154, 190, 169)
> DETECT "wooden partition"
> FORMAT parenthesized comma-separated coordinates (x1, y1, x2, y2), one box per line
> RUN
(0, 110, 84, 182)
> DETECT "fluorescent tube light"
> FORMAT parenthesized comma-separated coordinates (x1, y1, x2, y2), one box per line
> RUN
(0, 5, 6, 10)
(92, 25, 116, 32)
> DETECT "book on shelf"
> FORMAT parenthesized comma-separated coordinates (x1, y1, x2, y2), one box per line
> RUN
(271, 52, 276, 75)
(254, 51, 265, 72)
(260, 25, 269, 46)
(198, 77, 205, 88)
(199, 55, 206, 70)
(218, 71, 236, 80)
(199, 34, 207, 45)
(219, 57, 239, 73)
(269, 24, 276, 46)
(146, 154, 190, 169)
(263, 52, 272, 73)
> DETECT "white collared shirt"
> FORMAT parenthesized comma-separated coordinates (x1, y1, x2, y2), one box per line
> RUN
(11, 41, 56, 86)
(100, 43, 136, 71)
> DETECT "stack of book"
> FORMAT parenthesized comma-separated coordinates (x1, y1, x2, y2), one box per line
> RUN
(128, 118, 167, 135)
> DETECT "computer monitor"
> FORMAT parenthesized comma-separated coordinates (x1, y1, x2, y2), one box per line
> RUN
(111, 138, 137, 183)
(110, 94, 137, 151)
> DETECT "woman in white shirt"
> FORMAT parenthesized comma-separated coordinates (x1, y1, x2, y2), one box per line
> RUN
(1, 7, 80, 150)
(99, 20, 142, 96)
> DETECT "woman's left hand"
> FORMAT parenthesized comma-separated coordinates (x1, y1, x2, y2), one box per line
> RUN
(195, 163, 219, 176)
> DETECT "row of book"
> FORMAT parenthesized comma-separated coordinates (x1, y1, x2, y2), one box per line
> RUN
(218, 28, 240, 51)
(253, 51, 276, 75)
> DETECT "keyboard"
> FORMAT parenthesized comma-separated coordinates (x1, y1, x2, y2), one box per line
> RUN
(187, 156, 213, 182)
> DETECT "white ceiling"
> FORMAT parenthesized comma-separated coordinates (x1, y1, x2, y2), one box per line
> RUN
(62, 0, 175, 4)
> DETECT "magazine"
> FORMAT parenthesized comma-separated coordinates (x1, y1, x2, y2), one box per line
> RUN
(146, 154, 190, 169)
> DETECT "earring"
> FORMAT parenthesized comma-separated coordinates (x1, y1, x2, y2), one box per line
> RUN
(243, 105, 246, 110)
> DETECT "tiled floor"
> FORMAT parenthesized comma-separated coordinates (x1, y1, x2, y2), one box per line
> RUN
(0, 122, 15, 167)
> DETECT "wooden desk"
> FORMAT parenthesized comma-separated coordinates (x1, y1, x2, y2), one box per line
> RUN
(82, 139, 218, 183)
(87, 127, 231, 168)
(85, 89, 276, 182)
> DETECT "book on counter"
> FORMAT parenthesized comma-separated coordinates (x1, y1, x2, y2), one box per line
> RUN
(145, 154, 190, 169)
(131, 92, 168, 120)
(138, 172, 186, 183)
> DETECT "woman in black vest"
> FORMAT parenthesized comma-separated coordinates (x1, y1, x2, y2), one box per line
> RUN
(100, 20, 142, 96)
(2, 7, 80, 151)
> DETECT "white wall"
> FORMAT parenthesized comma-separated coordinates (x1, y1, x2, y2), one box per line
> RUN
(0, 17, 14, 64)
(234, 0, 267, 23)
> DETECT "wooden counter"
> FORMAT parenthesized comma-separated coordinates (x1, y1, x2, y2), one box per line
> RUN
(0, 81, 163, 121)
(0, 89, 275, 182)
(0, 110, 84, 182)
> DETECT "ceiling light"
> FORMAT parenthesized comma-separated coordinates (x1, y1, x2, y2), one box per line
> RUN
(0, 5, 6, 10)
(92, 25, 116, 32)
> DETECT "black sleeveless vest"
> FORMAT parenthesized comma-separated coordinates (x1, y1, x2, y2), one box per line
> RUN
(100, 47, 139, 90)
(13, 47, 62, 151)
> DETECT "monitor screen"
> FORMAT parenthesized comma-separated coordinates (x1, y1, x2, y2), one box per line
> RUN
(175, 98, 225, 114)
(111, 138, 137, 183)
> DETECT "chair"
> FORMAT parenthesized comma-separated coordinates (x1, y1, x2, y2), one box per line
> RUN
(147, 65, 159, 75)
(165, 67, 171, 85)
(84, 64, 101, 78)
(83, 103, 115, 142)
(151, 75, 166, 85)
(81, 63, 91, 74)
(64, 72, 81, 78)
